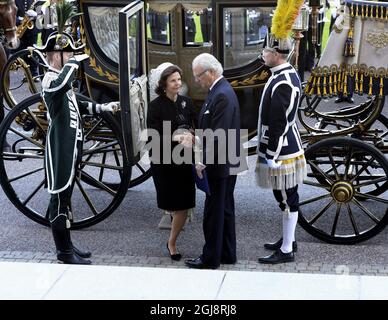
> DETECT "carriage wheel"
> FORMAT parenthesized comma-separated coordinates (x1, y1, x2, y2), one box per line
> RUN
(128, 151, 152, 187)
(299, 137, 388, 244)
(81, 114, 151, 190)
(0, 94, 131, 229)
(1, 49, 47, 109)
(305, 114, 388, 197)
(80, 146, 151, 189)
(104, 115, 151, 189)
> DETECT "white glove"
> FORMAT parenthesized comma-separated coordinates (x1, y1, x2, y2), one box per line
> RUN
(26, 9, 37, 19)
(73, 54, 89, 62)
(101, 101, 120, 113)
(267, 159, 282, 169)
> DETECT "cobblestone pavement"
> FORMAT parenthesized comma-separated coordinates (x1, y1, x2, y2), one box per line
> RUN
(1, 251, 388, 277)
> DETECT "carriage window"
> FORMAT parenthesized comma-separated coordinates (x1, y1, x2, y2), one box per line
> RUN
(223, 6, 274, 69)
(147, 8, 170, 45)
(246, 9, 270, 46)
(128, 11, 140, 77)
(183, 8, 212, 46)
(87, 6, 121, 64)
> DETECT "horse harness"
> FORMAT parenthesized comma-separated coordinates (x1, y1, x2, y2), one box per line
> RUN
(0, 0, 17, 45)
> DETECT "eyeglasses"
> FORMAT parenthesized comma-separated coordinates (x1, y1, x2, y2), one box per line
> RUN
(193, 69, 209, 80)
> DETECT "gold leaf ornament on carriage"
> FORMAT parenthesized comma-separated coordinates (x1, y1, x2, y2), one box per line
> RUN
(305, 0, 388, 98)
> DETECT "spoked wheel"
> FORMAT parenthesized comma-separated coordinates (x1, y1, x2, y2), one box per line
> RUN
(299, 137, 388, 244)
(129, 151, 152, 187)
(1, 49, 48, 108)
(304, 114, 388, 197)
(81, 115, 151, 189)
(81, 148, 151, 189)
(103, 116, 151, 189)
(0, 94, 131, 229)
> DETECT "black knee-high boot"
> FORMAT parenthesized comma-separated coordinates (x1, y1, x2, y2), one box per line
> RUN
(51, 215, 91, 265)
(68, 230, 92, 258)
(67, 207, 92, 258)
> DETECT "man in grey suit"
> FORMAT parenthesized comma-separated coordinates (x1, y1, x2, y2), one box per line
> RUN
(185, 53, 244, 270)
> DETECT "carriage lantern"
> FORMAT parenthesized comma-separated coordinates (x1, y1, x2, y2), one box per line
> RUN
(292, 4, 309, 70)
(309, 0, 325, 44)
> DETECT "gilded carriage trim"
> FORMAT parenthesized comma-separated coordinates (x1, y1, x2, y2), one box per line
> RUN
(347, 0, 388, 20)
(230, 70, 269, 87)
(87, 50, 119, 83)
(85, 72, 119, 87)
(305, 63, 388, 97)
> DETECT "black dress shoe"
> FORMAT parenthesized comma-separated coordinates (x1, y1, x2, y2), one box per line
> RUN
(264, 238, 297, 252)
(258, 249, 295, 264)
(73, 244, 92, 258)
(185, 257, 218, 269)
(335, 97, 345, 103)
(57, 251, 92, 265)
(167, 243, 182, 261)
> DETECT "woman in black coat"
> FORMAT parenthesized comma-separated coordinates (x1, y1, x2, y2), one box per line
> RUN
(147, 65, 197, 261)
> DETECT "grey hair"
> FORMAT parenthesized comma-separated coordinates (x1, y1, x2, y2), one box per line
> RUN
(192, 53, 223, 76)
(279, 52, 289, 60)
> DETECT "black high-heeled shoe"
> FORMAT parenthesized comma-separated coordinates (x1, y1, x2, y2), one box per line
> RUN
(167, 242, 182, 261)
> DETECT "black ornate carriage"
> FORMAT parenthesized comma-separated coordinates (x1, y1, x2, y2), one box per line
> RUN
(0, 0, 387, 245)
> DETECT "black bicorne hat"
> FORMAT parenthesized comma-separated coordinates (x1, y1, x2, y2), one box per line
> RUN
(33, 0, 84, 52)
(35, 32, 85, 52)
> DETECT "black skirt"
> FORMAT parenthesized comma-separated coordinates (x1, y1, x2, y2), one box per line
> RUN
(150, 163, 195, 211)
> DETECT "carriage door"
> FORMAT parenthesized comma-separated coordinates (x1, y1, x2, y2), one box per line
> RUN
(119, 1, 148, 166)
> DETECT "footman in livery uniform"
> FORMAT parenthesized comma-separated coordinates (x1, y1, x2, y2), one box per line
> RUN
(255, 0, 307, 264)
(34, 0, 119, 264)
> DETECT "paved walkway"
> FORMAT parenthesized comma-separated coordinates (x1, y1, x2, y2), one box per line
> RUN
(1, 260, 388, 300)
(1, 250, 388, 277)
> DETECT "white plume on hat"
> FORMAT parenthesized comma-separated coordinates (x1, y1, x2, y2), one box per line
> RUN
(148, 62, 188, 101)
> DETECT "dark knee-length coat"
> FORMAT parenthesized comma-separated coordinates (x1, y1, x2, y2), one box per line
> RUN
(147, 94, 197, 211)
(42, 58, 98, 194)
